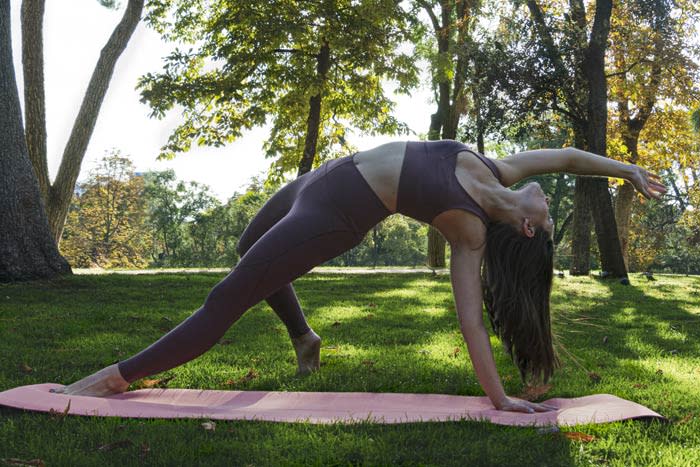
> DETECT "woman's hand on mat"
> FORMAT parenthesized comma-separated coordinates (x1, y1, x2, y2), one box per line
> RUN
(495, 396, 557, 414)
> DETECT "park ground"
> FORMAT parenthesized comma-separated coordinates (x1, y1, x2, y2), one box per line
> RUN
(1, 271, 699, 466)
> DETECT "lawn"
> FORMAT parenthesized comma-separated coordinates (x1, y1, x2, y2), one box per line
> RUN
(1, 272, 698, 466)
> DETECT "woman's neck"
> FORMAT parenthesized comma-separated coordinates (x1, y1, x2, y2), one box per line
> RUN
(480, 185, 521, 226)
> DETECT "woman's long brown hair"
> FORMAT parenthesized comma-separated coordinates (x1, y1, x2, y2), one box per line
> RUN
(482, 222, 558, 383)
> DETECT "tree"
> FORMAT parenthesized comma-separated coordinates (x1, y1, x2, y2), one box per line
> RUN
(139, 0, 418, 182)
(21, 0, 144, 244)
(142, 170, 219, 265)
(60, 151, 152, 268)
(0, 0, 71, 281)
(523, 0, 627, 278)
(413, 0, 482, 268)
(608, 0, 700, 266)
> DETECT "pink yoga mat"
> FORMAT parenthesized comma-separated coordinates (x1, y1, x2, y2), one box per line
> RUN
(0, 384, 664, 426)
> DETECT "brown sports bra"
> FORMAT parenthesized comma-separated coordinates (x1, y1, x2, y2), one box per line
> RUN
(395, 140, 502, 225)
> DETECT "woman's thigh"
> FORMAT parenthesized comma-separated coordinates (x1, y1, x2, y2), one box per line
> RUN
(236, 170, 316, 255)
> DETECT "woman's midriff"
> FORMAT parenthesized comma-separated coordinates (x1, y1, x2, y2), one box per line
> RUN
(352, 141, 406, 213)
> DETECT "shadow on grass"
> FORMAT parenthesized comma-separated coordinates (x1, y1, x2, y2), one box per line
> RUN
(0, 273, 579, 465)
(5, 272, 699, 465)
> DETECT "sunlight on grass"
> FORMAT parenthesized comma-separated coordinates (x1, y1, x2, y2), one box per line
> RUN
(1, 272, 699, 465)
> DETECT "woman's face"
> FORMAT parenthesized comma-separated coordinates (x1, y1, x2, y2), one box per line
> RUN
(520, 182, 553, 237)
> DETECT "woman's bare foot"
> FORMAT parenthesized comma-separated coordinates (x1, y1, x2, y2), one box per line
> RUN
(50, 363, 130, 397)
(291, 329, 321, 375)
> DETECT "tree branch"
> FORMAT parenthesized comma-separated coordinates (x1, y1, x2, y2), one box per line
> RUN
(605, 59, 652, 79)
(416, 0, 440, 34)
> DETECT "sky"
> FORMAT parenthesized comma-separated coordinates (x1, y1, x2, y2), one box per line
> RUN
(9, 0, 435, 202)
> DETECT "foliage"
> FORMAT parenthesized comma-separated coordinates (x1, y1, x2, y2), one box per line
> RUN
(139, 0, 418, 181)
(329, 215, 429, 267)
(60, 151, 153, 268)
(141, 169, 220, 265)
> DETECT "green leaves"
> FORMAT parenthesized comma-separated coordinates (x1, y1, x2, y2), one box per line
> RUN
(139, 0, 419, 175)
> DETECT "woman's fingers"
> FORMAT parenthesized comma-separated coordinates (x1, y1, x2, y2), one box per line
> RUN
(498, 398, 559, 414)
(531, 402, 557, 412)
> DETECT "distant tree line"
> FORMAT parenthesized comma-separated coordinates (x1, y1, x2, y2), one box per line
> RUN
(60, 148, 700, 273)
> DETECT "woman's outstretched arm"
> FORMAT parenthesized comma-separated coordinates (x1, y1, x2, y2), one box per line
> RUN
(449, 243, 555, 413)
(494, 148, 667, 199)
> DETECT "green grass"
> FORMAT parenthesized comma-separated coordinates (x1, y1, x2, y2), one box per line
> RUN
(1, 272, 698, 466)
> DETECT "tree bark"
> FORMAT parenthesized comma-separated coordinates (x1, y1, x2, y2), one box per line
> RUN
(33, 0, 144, 245)
(584, 0, 627, 278)
(0, 0, 71, 282)
(297, 41, 331, 177)
(426, 0, 471, 268)
(614, 181, 635, 267)
(21, 0, 48, 201)
(569, 177, 592, 275)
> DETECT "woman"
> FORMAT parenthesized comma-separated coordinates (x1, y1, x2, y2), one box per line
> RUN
(54, 140, 666, 413)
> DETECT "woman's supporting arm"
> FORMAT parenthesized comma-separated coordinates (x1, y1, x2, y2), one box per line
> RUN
(449, 243, 554, 413)
(495, 148, 666, 199)
(449, 244, 505, 407)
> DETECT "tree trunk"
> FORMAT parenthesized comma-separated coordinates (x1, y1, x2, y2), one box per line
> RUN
(427, 228, 446, 268)
(476, 129, 485, 155)
(583, 0, 627, 279)
(569, 128, 591, 275)
(297, 41, 330, 177)
(614, 181, 635, 268)
(21, 0, 48, 201)
(425, 3, 453, 269)
(0, 0, 71, 282)
(32, 0, 144, 245)
(569, 177, 591, 275)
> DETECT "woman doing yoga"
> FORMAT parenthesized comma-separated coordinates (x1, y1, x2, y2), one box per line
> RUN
(54, 140, 666, 414)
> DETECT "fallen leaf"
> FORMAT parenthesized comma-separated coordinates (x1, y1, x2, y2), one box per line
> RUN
(19, 363, 33, 374)
(224, 369, 259, 387)
(632, 383, 648, 389)
(1, 459, 45, 467)
(588, 372, 601, 383)
(518, 384, 552, 402)
(367, 303, 377, 308)
(332, 321, 341, 327)
(361, 360, 375, 367)
(450, 347, 461, 357)
(364, 313, 375, 320)
(97, 440, 133, 451)
(48, 400, 71, 419)
(137, 375, 175, 389)
(201, 421, 216, 431)
(602, 336, 608, 344)
(564, 432, 596, 443)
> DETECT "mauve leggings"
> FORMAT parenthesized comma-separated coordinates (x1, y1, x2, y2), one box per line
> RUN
(118, 154, 392, 382)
